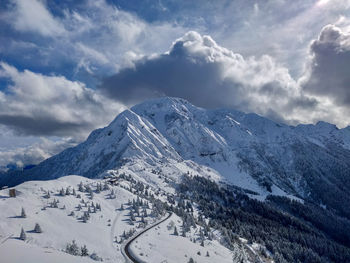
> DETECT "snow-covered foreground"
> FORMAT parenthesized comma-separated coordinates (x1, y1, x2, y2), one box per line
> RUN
(129, 213, 233, 263)
(0, 175, 242, 263)
(0, 238, 95, 263)
(0, 175, 135, 262)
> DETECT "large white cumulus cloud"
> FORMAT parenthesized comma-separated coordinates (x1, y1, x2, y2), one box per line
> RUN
(0, 62, 124, 137)
(101, 31, 322, 125)
(300, 25, 350, 105)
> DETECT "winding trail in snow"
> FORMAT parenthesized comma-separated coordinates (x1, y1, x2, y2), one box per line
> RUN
(123, 212, 172, 263)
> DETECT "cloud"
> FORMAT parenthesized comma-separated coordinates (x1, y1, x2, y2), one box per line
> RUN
(0, 136, 76, 168)
(0, 0, 188, 82)
(300, 25, 350, 106)
(100, 31, 320, 124)
(0, 62, 124, 137)
(6, 0, 66, 37)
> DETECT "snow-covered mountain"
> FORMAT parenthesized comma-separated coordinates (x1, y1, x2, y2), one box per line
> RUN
(2, 97, 350, 217)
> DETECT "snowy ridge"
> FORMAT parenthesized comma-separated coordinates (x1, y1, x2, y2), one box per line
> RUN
(2, 97, 350, 208)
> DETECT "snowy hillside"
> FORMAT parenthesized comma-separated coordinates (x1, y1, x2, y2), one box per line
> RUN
(0, 175, 267, 263)
(2, 97, 350, 218)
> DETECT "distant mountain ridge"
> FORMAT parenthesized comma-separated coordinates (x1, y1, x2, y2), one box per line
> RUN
(2, 97, 350, 218)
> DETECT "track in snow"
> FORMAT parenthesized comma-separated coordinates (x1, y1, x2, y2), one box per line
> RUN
(124, 212, 172, 263)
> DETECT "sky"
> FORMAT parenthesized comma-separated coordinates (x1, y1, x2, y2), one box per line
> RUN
(0, 0, 350, 168)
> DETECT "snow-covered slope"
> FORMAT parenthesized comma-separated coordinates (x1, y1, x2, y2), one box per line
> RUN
(0, 175, 260, 263)
(2, 97, 350, 216)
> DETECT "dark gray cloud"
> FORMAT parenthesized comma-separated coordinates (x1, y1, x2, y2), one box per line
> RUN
(100, 31, 318, 124)
(301, 25, 350, 106)
(0, 115, 91, 137)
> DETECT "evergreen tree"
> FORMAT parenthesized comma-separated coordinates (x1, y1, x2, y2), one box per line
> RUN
(66, 240, 80, 256)
(81, 245, 89, 256)
(21, 207, 26, 218)
(19, 227, 26, 241)
(174, 226, 179, 236)
(78, 182, 84, 192)
(34, 223, 42, 233)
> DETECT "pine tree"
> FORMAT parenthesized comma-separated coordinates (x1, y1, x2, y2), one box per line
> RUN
(206, 251, 210, 257)
(19, 227, 26, 241)
(34, 223, 42, 233)
(81, 245, 89, 256)
(65, 187, 70, 195)
(78, 182, 84, 192)
(174, 226, 179, 235)
(66, 240, 80, 256)
(72, 188, 76, 196)
(21, 207, 26, 218)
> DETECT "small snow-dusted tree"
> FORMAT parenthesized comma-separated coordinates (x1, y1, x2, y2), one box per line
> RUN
(21, 207, 26, 218)
(66, 240, 80, 256)
(120, 204, 124, 210)
(72, 188, 76, 196)
(206, 251, 210, 257)
(174, 226, 179, 236)
(45, 190, 50, 199)
(110, 189, 115, 199)
(188, 258, 195, 263)
(232, 243, 248, 263)
(200, 240, 204, 247)
(65, 187, 70, 195)
(34, 223, 42, 233)
(182, 228, 186, 237)
(19, 227, 26, 241)
(143, 208, 148, 217)
(103, 182, 109, 191)
(60, 188, 65, 196)
(78, 182, 84, 192)
(81, 245, 89, 256)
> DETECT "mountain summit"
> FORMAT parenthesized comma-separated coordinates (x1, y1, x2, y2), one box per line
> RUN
(2, 97, 350, 217)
